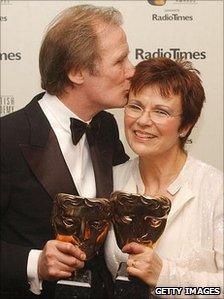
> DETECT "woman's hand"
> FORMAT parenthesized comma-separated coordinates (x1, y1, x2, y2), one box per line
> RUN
(122, 242, 162, 287)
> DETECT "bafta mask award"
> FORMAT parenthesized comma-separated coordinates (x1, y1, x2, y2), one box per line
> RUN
(111, 191, 171, 299)
(147, 0, 166, 6)
(52, 193, 112, 299)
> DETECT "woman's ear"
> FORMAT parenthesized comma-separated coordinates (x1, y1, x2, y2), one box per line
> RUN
(179, 124, 193, 138)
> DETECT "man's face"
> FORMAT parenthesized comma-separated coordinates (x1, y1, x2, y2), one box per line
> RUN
(82, 23, 134, 110)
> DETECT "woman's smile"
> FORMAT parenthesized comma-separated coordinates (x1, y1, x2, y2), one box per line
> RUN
(133, 129, 158, 141)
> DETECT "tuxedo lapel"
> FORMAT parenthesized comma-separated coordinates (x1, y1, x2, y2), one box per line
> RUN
(20, 94, 78, 199)
(21, 95, 114, 200)
(89, 143, 113, 199)
(89, 112, 114, 199)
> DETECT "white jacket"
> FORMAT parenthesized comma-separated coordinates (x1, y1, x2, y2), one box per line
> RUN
(105, 155, 223, 298)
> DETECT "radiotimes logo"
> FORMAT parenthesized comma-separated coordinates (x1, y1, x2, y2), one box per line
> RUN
(152, 13, 193, 21)
(0, 0, 11, 5)
(135, 48, 206, 60)
(0, 95, 15, 116)
(0, 16, 7, 21)
(147, 0, 166, 6)
(0, 52, 22, 61)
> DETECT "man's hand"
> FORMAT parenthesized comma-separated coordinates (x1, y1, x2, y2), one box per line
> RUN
(122, 242, 162, 287)
(38, 240, 86, 280)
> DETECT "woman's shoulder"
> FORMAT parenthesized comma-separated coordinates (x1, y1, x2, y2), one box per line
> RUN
(188, 155, 222, 178)
(186, 155, 223, 192)
(113, 157, 138, 190)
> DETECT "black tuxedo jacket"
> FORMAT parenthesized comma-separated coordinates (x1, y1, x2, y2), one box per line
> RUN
(0, 92, 129, 299)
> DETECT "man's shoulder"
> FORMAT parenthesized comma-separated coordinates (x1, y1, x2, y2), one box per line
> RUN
(1, 107, 26, 131)
(1, 92, 45, 139)
(1, 92, 45, 122)
(96, 111, 119, 138)
(97, 110, 116, 123)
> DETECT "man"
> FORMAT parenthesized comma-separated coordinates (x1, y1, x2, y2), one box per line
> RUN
(1, 4, 134, 299)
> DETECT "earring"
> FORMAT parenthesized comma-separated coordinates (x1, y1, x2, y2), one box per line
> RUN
(179, 132, 185, 138)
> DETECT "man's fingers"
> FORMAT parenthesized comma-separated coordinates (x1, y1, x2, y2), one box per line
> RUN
(38, 240, 86, 280)
(55, 260, 80, 274)
(55, 241, 86, 261)
(56, 250, 85, 269)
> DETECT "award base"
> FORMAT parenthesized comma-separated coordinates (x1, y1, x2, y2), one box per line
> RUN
(114, 263, 154, 299)
(55, 269, 91, 299)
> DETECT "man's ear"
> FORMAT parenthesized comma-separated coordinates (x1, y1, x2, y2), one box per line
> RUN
(68, 69, 84, 85)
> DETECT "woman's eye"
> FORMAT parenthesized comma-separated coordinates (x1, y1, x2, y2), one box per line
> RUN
(130, 105, 142, 111)
(154, 109, 170, 117)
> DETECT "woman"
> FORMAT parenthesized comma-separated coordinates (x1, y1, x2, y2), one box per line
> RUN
(105, 58, 223, 297)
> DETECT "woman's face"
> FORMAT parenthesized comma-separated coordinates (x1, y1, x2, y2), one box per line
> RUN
(125, 86, 186, 158)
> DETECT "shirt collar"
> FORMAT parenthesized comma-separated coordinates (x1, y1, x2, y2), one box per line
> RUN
(39, 92, 90, 133)
(167, 154, 194, 196)
(131, 155, 195, 224)
(132, 154, 194, 196)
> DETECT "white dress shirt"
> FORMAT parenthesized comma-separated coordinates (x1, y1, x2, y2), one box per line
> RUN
(27, 93, 96, 294)
(105, 155, 223, 298)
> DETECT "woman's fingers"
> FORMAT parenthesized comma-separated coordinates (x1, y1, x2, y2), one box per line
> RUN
(122, 242, 146, 254)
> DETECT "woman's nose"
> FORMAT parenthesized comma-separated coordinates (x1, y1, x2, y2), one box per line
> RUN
(136, 111, 154, 126)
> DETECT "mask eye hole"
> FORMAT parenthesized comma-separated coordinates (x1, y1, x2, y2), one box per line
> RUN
(114, 214, 133, 224)
(88, 220, 104, 230)
(62, 218, 74, 228)
(144, 216, 162, 228)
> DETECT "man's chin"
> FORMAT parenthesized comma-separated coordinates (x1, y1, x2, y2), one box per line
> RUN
(123, 96, 129, 106)
(105, 96, 128, 110)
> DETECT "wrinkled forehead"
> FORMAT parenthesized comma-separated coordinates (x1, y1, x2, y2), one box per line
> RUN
(96, 23, 129, 61)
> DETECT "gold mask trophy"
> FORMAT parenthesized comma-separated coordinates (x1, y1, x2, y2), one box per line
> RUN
(52, 193, 112, 299)
(111, 191, 171, 299)
(147, 0, 166, 6)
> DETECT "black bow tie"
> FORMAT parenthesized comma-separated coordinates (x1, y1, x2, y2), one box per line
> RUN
(70, 116, 101, 146)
